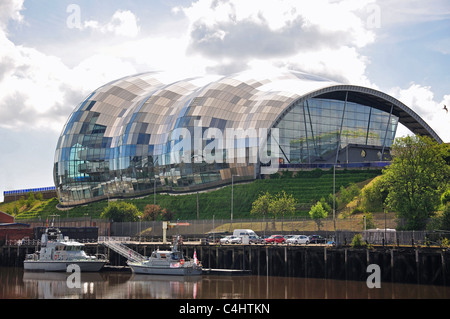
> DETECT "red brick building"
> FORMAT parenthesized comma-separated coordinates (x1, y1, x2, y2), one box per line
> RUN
(0, 211, 33, 243)
(0, 211, 14, 224)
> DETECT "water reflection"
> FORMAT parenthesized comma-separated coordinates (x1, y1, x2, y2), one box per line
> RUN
(1, 267, 450, 299)
(127, 274, 202, 299)
(22, 272, 105, 299)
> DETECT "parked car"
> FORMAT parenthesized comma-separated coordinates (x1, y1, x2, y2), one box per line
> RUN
(264, 235, 286, 244)
(248, 235, 264, 244)
(308, 235, 326, 244)
(206, 233, 228, 244)
(220, 235, 242, 244)
(286, 235, 310, 245)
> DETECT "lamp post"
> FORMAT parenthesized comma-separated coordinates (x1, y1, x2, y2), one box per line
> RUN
(197, 191, 199, 220)
(154, 178, 156, 205)
(152, 157, 159, 206)
(333, 164, 340, 243)
(138, 215, 142, 244)
(191, 154, 205, 220)
(231, 174, 240, 228)
(333, 164, 336, 232)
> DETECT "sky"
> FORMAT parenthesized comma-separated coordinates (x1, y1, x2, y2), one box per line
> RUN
(0, 0, 449, 201)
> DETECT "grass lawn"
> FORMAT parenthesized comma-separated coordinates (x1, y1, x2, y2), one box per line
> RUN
(1, 169, 382, 221)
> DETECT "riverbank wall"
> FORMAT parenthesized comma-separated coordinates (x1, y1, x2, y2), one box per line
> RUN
(1, 243, 449, 287)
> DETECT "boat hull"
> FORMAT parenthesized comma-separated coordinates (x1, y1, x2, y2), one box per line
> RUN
(24, 260, 107, 272)
(128, 262, 202, 276)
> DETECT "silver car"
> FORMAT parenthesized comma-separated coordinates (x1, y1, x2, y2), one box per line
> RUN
(286, 235, 310, 245)
(220, 235, 242, 244)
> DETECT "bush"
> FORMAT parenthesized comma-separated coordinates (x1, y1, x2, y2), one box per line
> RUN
(26, 192, 36, 208)
(339, 183, 361, 206)
(440, 204, 450, 230)
(351, 206, 364, 215)
(442, 189, 450, 205)
(142, 204, 162, 221)
(100, 202, 141, 222)
(350, 233, 367, 248)
(361, 176, 388, 212)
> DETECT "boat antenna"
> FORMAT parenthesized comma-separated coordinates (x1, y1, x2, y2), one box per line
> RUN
(49, 214, 59, 227)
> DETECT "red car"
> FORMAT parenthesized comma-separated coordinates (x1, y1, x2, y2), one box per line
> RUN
(264, 235, 286, 244)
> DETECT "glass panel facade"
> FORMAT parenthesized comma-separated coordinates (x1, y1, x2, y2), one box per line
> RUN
(274, 98, 398, 164)
(53, 71, 401, 206)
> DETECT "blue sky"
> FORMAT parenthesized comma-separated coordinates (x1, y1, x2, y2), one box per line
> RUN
(0, 0, 449, 201)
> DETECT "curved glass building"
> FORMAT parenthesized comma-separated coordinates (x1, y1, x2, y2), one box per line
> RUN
(54, 70, 442, 206)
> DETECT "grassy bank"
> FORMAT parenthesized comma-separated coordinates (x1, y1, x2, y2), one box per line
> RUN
(2, 169, 382, 221)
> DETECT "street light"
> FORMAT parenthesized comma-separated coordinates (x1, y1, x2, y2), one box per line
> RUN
(333, 164, 336, 231)
(191, 154, 205, 221)
(151, 157, 159, 206)
(231, 174, 240, 228)
(138, 215, 142, 244)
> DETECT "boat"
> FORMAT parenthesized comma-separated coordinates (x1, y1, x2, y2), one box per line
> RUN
(24, 226, 108, 272)
(127, 236, 202, 276)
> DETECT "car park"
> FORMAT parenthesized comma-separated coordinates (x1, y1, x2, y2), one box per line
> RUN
(286, 235, 310, 245)
(220, 235, 242, 244)
(308, 235, 326, 244)
(264, 235, 286, 244)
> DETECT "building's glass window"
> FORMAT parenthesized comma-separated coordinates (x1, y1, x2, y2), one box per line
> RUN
(274, 98, 399, 164)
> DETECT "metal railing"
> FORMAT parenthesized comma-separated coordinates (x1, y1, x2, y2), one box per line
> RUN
(99, 237, 146, 263)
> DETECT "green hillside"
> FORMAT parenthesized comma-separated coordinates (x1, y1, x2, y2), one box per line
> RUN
(3, 168, 382, 221)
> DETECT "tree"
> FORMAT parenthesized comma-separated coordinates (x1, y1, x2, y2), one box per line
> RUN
(251, 192, 273, 231)
(338, 183, 361, 207)
(361, 176, 389, 212)
(439, 204, 450, 230)
(161, 208, 176, 221)
(143, 204, 163, 221)
(441, 189, 450, 206)
(26, 192, 36, 208)
(269, 191, 297, 231)
(309, 201, 328, 230)
(319, 196, 332, 214)
(100, 201, 141, 222)
(383, 136, 449, 230)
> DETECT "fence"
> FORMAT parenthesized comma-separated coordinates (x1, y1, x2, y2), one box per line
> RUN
(16, 216, 448, 246)
(110, 215, 395, 236)
(17, 217, 111, 237)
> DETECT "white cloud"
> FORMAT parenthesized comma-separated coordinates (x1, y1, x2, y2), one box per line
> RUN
(0, 0, 24, 29)
(0, 5, 138, 132)
(83, 10, 140, 38)
(175, 0, 378, 85)
(376, 0, 450, 27)
(389, 83, 450, 142)
(0, 0, 447, 144)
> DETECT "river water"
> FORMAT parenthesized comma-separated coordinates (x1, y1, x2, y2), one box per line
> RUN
(1, 267, 449, 300)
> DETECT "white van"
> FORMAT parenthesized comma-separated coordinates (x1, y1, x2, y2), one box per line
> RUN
(233, 229, 258, 244)
(233, 229, 257, 237)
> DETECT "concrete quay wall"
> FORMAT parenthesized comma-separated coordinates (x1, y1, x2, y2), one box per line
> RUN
(1, 243, 449, 286)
